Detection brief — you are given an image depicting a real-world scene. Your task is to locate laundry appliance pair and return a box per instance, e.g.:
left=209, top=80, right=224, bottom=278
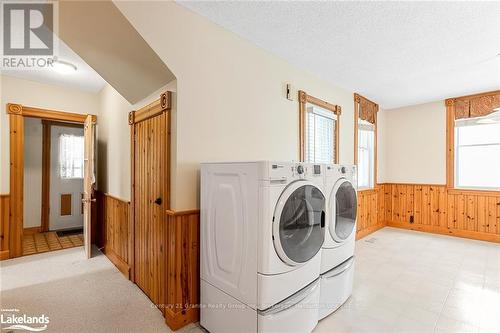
left=200, top=161, right=357, bottom=333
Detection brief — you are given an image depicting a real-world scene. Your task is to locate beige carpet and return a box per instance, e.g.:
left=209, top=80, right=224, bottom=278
left=0, top=247, right=200, bottom=333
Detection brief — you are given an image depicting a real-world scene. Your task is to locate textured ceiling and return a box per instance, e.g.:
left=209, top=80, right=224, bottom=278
left=179, top=1, right=500, bottom=109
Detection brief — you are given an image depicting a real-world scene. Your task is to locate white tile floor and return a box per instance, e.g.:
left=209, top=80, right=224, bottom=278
left=1, top=228, right=499, bottom=333
left=314, top=227, right=500, bottom=333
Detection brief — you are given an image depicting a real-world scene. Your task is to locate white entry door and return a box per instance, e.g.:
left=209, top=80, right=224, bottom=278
left=49, top=125, right=85, bottom=231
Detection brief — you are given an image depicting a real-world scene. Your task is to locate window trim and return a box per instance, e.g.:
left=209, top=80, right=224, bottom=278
left=298, top=90, right=340, bottom=163
left=354, top=93, right=378, bottom=191
left=445, top=89, right=500, bottom=193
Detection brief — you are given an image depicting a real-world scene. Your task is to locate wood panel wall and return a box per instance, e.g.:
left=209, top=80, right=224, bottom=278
left=164, top=210, right=200, bottom=331
left=356, top=188, right=385, bottom=240
left=0, top=195, right=10, bottom=260
left=381, top=184, right=500, bottom=243
left=96, top=192, right=131, bottom=278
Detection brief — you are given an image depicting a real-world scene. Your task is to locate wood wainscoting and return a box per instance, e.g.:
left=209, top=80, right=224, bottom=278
left=96, top=192, right=131, bottom=278
left=0, top=194, right=10, bottom=260
left=380, top=183, right=500, bottom=243
left=164, top=209, right=200, bottom=331
left=356, top=188, right=385, bottom=240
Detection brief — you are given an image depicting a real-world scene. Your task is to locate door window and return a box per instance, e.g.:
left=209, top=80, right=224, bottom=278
left=334, top=181, right=357, bottom=240
left=278, top=185, right=325, bottom=263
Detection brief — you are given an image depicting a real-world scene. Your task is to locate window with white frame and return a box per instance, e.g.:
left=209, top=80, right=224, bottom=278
left=455, top=117, right=500, bottom=190
left=305, top=105, right=337, bottom=164
left=59, top=134, right=84, bottom=179
left=358, top=120, right=375, bottom=189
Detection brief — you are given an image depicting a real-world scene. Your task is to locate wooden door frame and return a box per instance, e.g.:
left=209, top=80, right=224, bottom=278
left=128, top=91, right=172, bottom=283
left=6, top=103, right=96, bottom=258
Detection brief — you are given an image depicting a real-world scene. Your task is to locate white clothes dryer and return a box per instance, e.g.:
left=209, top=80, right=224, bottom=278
left=319, top=164, right=357, bottom=320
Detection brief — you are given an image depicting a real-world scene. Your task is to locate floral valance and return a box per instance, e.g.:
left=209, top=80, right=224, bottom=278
left=449, top=92, right=500, bottom=120
left=355, top=93, right=378, bottom=124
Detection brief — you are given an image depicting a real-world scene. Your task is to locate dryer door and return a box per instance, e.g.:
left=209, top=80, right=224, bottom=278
left=329, top=179, right=357, bottom=243
left=273, top=180, right=326, bottom=266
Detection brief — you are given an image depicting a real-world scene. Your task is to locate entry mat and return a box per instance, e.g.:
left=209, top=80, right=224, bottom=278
left=56, top=228, right=84, bottom=237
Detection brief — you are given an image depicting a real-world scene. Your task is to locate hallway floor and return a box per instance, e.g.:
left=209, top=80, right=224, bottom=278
left=2, top=228, right=499, bottom=333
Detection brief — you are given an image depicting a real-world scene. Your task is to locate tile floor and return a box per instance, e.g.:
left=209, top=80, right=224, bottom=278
left=23, top=231, right=84, bottom=255
left=314, top=227, right=500, bottom=333
left=1, top=227, right=499, bottom=333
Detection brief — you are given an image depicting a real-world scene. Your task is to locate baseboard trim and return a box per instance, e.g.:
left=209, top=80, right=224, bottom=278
left=165, top=307, right=199, bottom=331
left=23, top=227, right=41, bottom=235
left=104, top=246, right=130, bottom=279
left=386, top=221, right=500, bottom=243
left=356, top=223, right=386, bottom=240
left=0, top=250, right=10, bottom=260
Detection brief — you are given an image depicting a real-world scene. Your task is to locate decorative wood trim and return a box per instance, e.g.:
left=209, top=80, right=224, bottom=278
left=377, top=182, right=446, bottom=186
left=165, top=209, right=200, bottom=216
left=7, top=103, right=22, bottom=114
left=0, top=250, right=9, bottom=260
left=128, top=111, right=135, bottom=125
left=354, top=93, right=378, bottom=107
left=9, top=114, right=23, bottom=257
left=298, top=90, right=341, bottom=162
left=164, top=209, right=200, bottom=330
left=41, top=122, right=50, bottom=232
left=386, top=222, right=500, bottom=243
left=129, top=123, right=135, bottom=283
left=131, top=91, right=172, bottom=124
left=0, top=194, right=10, bottom=259
left=446, top=95, right=455, bottom=189
left=104, top=246, right=131, bottom=279
left=7, top=104, right=96, bottom=123
left=447, top=188, right=500, bottom=196
left=446, top=89, right=500, bottom=103
left=7, top=103, right=97, bottom=258
left=354, top=93, right=378, bottom=189
left=23, top=227, right=41, bottom=235
left=96, top=192, right=131, bottom=278
left=380, top=183, right=500, bottom=243
left=356, top=222, right=385, bottom=240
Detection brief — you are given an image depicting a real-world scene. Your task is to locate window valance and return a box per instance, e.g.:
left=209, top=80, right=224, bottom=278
left=354, top=93, right=378, bottom=124
left=447, top=91, right=500, bottom=120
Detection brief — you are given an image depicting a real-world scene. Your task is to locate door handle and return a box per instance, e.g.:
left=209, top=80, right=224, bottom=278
left=82, top=198, right=96, bottom=203
left=154, top=197, right=162, bottom=206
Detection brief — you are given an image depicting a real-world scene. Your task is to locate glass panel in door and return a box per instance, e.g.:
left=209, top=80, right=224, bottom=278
left=279, top=185, right=325, bottom=263
left=335, top=181, right=357, bottom=240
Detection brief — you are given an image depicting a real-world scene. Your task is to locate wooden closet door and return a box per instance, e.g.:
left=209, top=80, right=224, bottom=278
left=133, top=111, right=167, bottom=306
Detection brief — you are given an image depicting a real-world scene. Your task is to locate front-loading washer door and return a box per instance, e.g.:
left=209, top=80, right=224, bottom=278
left=273, top=180, right=325, bottom=266
left=329, top=179, right=357, bottom=243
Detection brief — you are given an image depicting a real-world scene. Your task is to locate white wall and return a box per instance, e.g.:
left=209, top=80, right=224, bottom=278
left=97, top=81, right=176, bottom=201
left=115, top=1, right=356, bottom=210
left=23, top=118, right=42, bottom=228
left=378, top=101, right=446, bottom=184
left=0, top=75, right=100, bottom=194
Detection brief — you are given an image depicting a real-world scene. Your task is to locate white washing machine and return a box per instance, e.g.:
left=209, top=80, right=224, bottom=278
left=318, top=164, right=357, bottom=320
left=201, top=161, right=326, bottom=333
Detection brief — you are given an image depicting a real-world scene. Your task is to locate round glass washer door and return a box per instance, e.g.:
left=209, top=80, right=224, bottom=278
left=329, top=179, right=357, bottom=243
left=273, top=180, right=326, bottom=266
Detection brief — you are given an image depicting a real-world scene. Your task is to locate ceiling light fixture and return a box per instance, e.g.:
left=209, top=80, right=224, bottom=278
left=52, top=59, right=77, bottom=74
